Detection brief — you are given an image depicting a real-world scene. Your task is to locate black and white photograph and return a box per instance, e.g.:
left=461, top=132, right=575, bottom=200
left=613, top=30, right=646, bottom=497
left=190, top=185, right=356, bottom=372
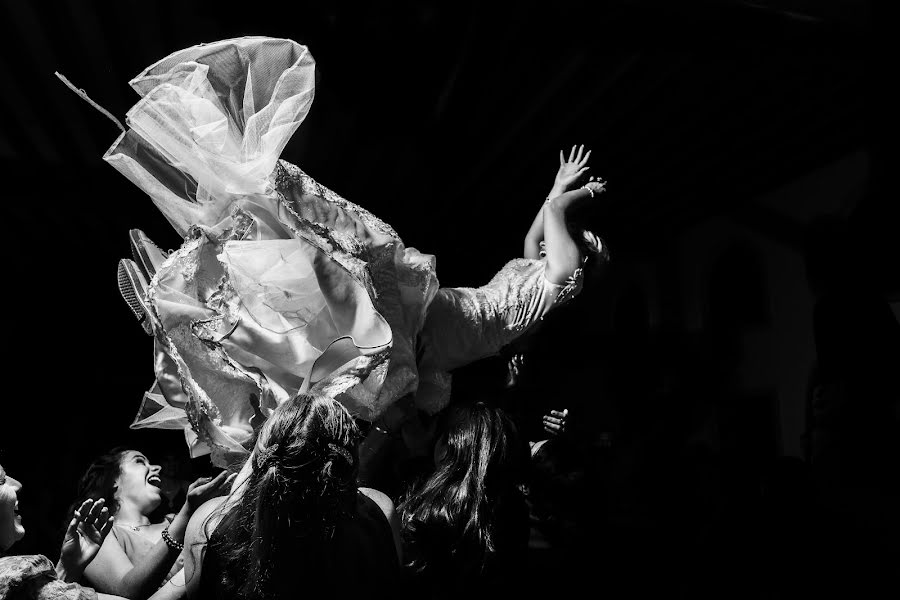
left=1, top=1, right=897, bottom=598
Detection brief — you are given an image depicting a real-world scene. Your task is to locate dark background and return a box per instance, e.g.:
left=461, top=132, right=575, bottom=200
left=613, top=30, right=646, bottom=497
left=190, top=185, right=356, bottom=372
left=1, top=1, right=897, bottom=597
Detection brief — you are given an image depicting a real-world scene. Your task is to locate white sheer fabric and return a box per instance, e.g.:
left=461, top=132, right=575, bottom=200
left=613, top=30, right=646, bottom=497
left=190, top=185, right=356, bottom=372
left=105, top=37, right=315, bottom=235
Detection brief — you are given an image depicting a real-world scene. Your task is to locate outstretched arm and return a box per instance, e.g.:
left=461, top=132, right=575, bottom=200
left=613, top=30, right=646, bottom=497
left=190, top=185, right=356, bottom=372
left=418, top=157, right=603, bottom=378
left=543, top=181, right=605, bottom=284
left=525, top=145, right=591, bottom=259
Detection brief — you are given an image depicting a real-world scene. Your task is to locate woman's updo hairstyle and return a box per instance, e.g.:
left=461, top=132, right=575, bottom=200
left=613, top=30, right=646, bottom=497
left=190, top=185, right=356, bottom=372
left=210, top=392, right=362, bottom=599
left=251, top=393, right=359, bottom=515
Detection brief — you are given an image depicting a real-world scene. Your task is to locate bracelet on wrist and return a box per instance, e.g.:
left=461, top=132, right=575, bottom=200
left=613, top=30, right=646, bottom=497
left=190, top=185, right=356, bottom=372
left=161, top=526, right=184, bottom=552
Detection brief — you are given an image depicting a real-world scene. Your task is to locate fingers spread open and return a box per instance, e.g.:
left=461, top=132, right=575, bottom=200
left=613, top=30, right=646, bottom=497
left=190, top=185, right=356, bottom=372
left=99, top=516, right=114, bottom=539
left=87, top=498, right=106, bottom=523
left=75, top=499, right=92, bottom=521
left=95, top=507, right=110, bottom=530
left=65, top=517, right=79, bottom=538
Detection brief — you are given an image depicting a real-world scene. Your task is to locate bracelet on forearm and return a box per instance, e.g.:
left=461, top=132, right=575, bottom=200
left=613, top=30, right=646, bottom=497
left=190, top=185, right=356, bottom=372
left=161, top=526, right=184, bottom=552
left=581, top=185, right=595, bottom=198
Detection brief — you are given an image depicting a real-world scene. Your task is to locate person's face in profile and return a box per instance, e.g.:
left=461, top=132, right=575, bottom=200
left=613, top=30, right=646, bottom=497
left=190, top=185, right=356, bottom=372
left=0, top=465, right=25, bottom=551
left=115, top=451, right=163, bottom=515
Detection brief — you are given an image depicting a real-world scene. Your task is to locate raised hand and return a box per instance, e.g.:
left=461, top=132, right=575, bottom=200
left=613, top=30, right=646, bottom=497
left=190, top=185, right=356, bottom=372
left=184, top=471, right=237, bottom=514
left=58, top=498, right=114, bottom=581
left=542, top=408, right=569, bottom=436
left=552, top=145, right=592, bottom=196
left=550, top=173, right=607, bottom=213
left=583, top=174, right=607, bottom=196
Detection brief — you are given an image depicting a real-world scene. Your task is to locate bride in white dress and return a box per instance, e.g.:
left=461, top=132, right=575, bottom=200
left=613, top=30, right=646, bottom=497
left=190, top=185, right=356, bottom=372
left=101, top=37, right=606, bottom=467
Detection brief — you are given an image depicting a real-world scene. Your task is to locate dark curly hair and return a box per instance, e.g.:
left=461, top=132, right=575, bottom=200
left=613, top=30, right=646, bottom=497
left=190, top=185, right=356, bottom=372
left=204, top=393, right=362, bottom=600
left=67, top=447, right=130, bottom=521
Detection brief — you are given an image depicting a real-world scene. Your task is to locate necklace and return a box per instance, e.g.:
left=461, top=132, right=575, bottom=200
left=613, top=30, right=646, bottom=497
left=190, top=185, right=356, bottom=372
left=115, top=522, right=152, bottom=532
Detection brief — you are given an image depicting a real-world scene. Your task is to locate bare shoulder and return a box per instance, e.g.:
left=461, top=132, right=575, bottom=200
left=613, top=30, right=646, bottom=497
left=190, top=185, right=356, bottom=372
left=359, top=486, right=403, bottom=561
left=185, top=497, right=227, bottom=545
left=358, top=486, right=395, bottom=519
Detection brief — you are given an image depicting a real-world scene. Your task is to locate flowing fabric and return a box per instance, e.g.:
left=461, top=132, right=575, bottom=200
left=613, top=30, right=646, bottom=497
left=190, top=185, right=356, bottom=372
left=108, top=37, right=583, bottom=466
left=107, top=37, right=438, bottom=465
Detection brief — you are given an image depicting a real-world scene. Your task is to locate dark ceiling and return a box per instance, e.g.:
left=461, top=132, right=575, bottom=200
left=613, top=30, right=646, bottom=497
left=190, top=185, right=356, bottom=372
left=0, top=0, right=890, bottom=288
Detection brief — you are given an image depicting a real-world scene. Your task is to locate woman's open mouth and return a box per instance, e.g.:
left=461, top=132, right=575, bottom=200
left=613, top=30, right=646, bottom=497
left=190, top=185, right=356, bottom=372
left=147, top=475, right=162, bottom=488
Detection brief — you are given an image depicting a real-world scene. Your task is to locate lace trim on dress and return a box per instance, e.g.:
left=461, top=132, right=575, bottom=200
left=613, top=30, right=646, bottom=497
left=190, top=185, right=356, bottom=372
left=555, top=266, right=584, bottom=306
left=274, top=161, right=401, bottom=241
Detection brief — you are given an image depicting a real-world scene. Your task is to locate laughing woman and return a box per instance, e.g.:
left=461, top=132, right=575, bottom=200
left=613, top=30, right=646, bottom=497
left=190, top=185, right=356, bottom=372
left=73, top=450, right=233, bottom=599
left=0, top=462, right=123, bottom=600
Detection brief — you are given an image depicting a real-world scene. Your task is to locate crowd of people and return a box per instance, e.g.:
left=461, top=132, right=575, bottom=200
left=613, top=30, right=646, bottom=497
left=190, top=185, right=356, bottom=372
left=3, top=34, right=603, bottom=598
left=1, top=394, right=583, bottom=600
left=3, top=34, right=896, bottom=600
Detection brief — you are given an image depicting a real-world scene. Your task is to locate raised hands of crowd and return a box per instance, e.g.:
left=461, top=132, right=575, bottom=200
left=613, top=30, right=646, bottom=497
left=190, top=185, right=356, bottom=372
left=56, top=498, right=115, bottom=583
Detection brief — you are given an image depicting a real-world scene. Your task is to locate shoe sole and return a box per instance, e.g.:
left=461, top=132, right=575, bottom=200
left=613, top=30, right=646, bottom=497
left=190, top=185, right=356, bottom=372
left=117, top=258, right=152, bottom=334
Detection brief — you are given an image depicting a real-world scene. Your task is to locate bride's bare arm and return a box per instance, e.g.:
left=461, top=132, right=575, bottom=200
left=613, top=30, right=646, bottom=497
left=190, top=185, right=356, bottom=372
left=543, top=181, right=604, bottom=284
left=524, top=208, right=545, bottom=259
left=524, top=145, right=591, bottom=259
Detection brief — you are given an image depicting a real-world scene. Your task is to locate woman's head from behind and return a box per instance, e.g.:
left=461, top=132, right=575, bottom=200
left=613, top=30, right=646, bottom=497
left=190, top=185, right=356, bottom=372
left=211, top=392, right=361, bottom=597
left=433, top=402, right=527, bottom=488
left=251, top=391, right=360, bottom=517
left=403, top=402, right=528, bottom=581
left=0, top=463, right=25, bottom=551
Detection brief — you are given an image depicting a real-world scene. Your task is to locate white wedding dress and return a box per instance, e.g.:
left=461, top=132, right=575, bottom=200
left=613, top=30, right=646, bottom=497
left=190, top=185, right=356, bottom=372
left=107, top=37, right=585, bottom=466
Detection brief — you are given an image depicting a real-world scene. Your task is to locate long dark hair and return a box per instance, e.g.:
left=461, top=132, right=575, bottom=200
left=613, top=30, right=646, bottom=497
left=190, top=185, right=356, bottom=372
left=398, top=402, right=528, bottom=586
left=68, top=447, right=129, bottom=520
left=206, top=393, right=361, bottom=599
